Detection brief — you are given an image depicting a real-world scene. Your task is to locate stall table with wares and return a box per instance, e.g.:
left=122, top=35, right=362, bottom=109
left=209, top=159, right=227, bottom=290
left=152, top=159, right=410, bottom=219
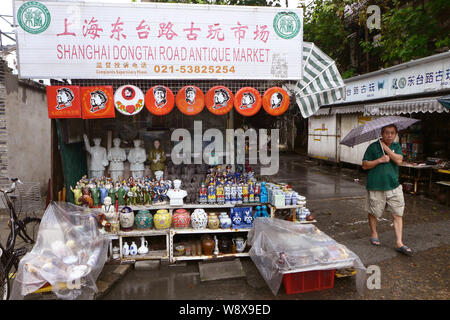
left=399, top=163, right=438, bottom=195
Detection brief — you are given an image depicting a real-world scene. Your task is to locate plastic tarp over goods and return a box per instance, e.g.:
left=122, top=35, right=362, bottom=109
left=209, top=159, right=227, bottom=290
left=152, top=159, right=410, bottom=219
left=10, top=202, right=109, bottom=300
left=247, top=218, right=366, bottom=295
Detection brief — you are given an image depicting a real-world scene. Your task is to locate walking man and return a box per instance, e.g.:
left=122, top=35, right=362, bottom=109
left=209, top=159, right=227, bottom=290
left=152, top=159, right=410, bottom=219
left=362, top=124, right=413, bottom=255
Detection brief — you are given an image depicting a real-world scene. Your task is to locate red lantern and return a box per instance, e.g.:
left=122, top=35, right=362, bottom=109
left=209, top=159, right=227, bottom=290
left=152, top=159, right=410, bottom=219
left=46, top=86, right=81, bottom=118
left=176, top=85, right=205, bottom=116
left=205, top=86, right=234, bottom=115
left=262, top=87, right=290, bottom=116
left=81, top=86, right=115, bottom=119
left=234, top=87, right=262, bottom=117
left=145, top=85, right=175, bottom=116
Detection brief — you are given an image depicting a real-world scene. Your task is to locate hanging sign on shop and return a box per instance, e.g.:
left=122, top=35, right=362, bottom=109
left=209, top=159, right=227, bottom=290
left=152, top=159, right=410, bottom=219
left=114, top=85, right=145, bottom=116
left=81, top=86, right=115, bottom=119
left=262, top=87, right=290, bottom=116
left=14, top=1, right=303, bottom=80
left=46, top=85, right=82, bottom=118
left=145, top=86, right=175, bottom=116
left=234, top=87, right=262, bottom=117
left=176, top=86, right=205, bottom=116
left=205, top=86, right=234, bottom=115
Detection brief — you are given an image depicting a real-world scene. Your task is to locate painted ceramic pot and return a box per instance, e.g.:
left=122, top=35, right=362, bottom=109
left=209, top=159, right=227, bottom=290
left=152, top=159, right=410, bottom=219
left=191, top=208, right=208, bottom=229
left=135, top=210, right=153, bottom=229
left=119, top=206, right=134, bottom=231
left=153, top=209, right=172, bottom=230
left=172, top=209, right=190, bottom=229
left=219, top=212, right=232, bottom=229
left=201, top=235, right=215, bottom=256
left=207, top=212, right=220, bottom=229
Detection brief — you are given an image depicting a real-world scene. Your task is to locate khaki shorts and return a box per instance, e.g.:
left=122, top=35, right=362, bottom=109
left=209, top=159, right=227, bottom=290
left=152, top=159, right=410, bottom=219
left=366, top=185, right=405, bottom=218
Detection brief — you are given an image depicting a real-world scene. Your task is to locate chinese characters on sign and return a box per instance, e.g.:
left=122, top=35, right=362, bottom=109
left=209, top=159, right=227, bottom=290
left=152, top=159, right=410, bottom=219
left=14, top=1, right=303, bottom=79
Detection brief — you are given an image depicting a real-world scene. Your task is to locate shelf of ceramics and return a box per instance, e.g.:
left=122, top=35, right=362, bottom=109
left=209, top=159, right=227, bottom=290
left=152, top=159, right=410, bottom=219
left=172, top=252, right=250, bottom=262
left=117, top=229, right=169, bottom=237
left=121, top=202, right=269, bottom=211
left=121, top=250, right=169, bottom=262
left=170, top=228, right=251, bottom=235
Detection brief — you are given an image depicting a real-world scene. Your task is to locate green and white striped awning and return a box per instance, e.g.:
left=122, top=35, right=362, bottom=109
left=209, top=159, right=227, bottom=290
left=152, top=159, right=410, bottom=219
left=284, top=42, right=346, bottom=118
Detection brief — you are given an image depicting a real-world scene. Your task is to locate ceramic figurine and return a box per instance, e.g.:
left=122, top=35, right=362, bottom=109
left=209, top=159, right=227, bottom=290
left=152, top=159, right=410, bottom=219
left=260, top=182, right=268, bottom=203
left=213, top=235, right=219, bottom=256
left=242, top=207, right=253, bottom=228
left=216, top=184, right=225, bottom=204
left=231, top=209, right=242, bottom=229
left=107, top=138, right=126, bottom=181
left=237, top=184, right=243, bottom=204
left=80, top=186, right=94, bottom=207
left=83, top=134, right=109, bottom=178
left=199, top=182, right=207, bottom=204
left=248, top=182, right=255, bottom=203
left=224, top=183, right=231, bottom=204
left=135, top=210, right=152, bottom=229
left=138, top=237, right=149, bottom=255
left=90, top=186, right=100, bottom=207
left=99, top=185, right=108, bottom=205
left=117, top=184, right=126, bottom=206
left=230, top=184, right=237, bottom=205
left=167, top=179, right=187, bottom=206
left=191, top=209, right=208, bottom=229
left=242, top=183, right=249, bottom=203
left=148, top=139, right=166, bottom=176
left=207, top=183, right=216, bottom=204
left=128, top=139, right=147, bottom=179
left=119, top=206, right=134, bottom=231
left=129, top=241, right=138, bottom=256
left=255, top=183, right=261, bottom=203
left=102, top=196, right=116, bottom=223
left=70, top=185, right=83, bottom=205
left=108, top=185, right=117, bottom=205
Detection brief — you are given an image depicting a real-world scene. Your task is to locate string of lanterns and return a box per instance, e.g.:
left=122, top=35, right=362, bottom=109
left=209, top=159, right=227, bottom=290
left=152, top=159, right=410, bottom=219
left=47, top=84, right=290, bottom=119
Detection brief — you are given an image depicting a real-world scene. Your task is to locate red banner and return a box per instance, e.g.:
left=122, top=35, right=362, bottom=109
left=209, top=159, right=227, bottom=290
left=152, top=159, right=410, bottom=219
left=145, top=86, right=175, bottom=116
left=205, top=86, right=234, bottom=115
left=46, top=86, right=81, bottom=118
left=262, top=87, right=290, bottom=116
left=81, top=86, right=115, bottom=119
left=234, top=87, right=262, bottom=117
left=176, top=85, right=205, bottom=116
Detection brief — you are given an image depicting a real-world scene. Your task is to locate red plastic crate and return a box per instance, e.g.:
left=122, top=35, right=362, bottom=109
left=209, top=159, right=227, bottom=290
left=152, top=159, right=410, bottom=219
left=282, top=269, right=335, bottom=294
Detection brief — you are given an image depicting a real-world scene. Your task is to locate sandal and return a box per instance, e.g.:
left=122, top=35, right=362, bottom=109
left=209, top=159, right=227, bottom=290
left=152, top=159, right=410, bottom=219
left=395, top=245, right=413, bottom=256
left=370, top=238, right=381, bottom=246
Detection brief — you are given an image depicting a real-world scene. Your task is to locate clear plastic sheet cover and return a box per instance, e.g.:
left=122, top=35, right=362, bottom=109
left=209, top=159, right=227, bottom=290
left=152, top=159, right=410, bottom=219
left=10, top=202, right=110, bottom=300
left=248, top=218, right=367, bottom=295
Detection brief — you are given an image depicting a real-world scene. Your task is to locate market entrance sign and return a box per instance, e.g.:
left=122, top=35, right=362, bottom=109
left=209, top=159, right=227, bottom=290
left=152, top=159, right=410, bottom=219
left=14, top=1, right=303, bottom=80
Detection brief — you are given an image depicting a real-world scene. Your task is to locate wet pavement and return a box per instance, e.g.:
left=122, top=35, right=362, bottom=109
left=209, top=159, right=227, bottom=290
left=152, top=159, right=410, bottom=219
left=102, top=153, right=450, bottom=300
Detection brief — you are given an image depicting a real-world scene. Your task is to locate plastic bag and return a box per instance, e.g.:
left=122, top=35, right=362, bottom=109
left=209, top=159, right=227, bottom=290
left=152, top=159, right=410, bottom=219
left=10, top=202, right=109, bottom=300
left=247, top=218, right=366, bottom=295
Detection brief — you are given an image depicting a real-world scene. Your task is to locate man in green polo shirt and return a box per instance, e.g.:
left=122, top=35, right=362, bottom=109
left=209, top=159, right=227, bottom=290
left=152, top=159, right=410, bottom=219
left=362, top=124, right=413, bottom=255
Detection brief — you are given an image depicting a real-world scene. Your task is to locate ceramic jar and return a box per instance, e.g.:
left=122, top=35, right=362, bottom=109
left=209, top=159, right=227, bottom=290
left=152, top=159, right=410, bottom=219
left=153, top=209, right=171, bottom=230
left=129, top=241, right=138, bottom=256
left=172, top=209, right=191, bottom=229
left=119, top=206, right=134, bottom=231
left=219, top=212, right=232, bottom=229
left=201, top=235, right=215, bottom=255
left=207, top=212, right=220, bottom=229
left=135, top=210, right=153, bottom=229
left=218, top=237, right=232, bottom=254
left=191, top=208, right=208, bottom=229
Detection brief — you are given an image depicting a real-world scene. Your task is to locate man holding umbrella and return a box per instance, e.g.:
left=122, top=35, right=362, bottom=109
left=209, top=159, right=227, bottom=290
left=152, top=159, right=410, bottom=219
left=362, top=124, right=413, bottom=256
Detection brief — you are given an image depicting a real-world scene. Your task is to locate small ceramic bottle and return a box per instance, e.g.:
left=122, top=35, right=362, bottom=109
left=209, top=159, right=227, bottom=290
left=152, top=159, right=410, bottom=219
left=123, top=241, right=130, bottom=257
left=130, top=241, right=138, bottom=255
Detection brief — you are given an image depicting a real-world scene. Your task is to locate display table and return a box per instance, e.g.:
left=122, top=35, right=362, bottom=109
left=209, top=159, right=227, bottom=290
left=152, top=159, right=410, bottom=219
left=399, top=163, right=438, bottom=194
left=435, top=181, right=450, bottom=206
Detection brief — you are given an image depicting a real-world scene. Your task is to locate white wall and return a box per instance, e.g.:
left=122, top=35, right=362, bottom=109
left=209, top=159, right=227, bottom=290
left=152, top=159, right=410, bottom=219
left=307, top=114, right=338, bottom=162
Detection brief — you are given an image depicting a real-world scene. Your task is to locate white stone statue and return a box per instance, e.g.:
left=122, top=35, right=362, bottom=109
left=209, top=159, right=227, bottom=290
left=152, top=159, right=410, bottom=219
left=166, top=179, right=187, bottom=206
left=108, top=138, right=126, bottom=181
left=83, top=134, right=109, bottom=178
left=127, top=139, right=147, bottom=179
left=101, top=196, right=116, bottom=223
